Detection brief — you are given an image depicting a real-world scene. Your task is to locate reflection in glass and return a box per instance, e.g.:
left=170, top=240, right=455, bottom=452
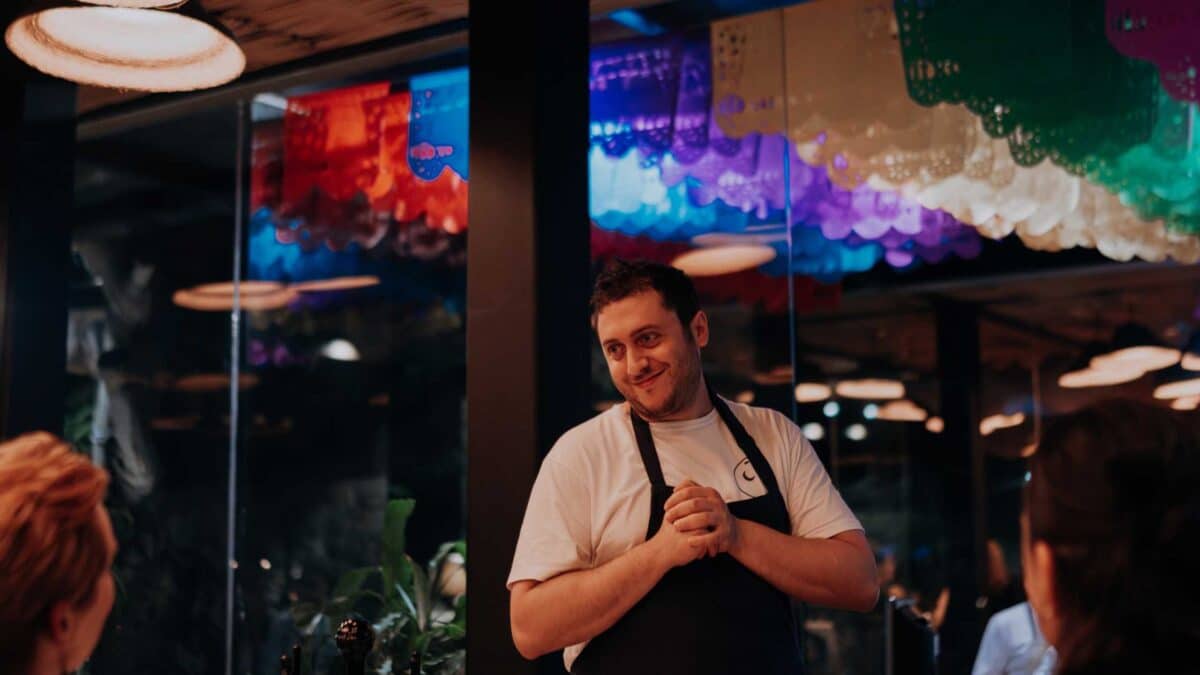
left=239, top=67, right=468, bottom=675
left=69, top=106, right=239, bottom=675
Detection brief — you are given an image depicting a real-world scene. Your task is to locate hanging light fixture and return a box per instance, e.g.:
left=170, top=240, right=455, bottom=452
left=1058, top=366, right=1144, bottom=388
left=172, top=373, right=259, bottom=393
left=1057, top=341, right=1145, bottom=389
left=1153, top=365, right=1200, bottom=400
left=787, top=358, right=837, bottom=403
left=670, top=244, right=777, bottom=277
left=1171, top=395, right=1200, bottom=411
left=291, top=276, right=381, bottom=293
left=794, top=382, right=833, bottom=403
left=1091, top=322, right=1181, bottom=373
left=1156, top=379, right=1200, bottom=399
left=173, top=281, right=298, bottom=312
left=980, top=412, right=1026, bottom=436
left=876, top=399, right=928, bottom=422
left=925, top=416, right=944, bottom=433
left=1181, top=333, right=1200, bottom=371
left=1183, top=351, right=1200, bottom=371
left=5, top=0, right=245, bottom=92
left=319, top=339, right=361, bottom=363
left=835, top=378, right=905, bottom=400
left=752, top=364, right=793, bottom=386
left=831, top=358, right=906, bottom=400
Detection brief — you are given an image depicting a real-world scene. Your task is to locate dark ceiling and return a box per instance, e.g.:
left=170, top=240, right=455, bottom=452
left=72, top=0, right=1200, bottom=388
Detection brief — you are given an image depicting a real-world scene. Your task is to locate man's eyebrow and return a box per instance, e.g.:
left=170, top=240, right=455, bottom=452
left=630, top=324, right=662, bottom=335
left=601, top=324, right=661, bottom=344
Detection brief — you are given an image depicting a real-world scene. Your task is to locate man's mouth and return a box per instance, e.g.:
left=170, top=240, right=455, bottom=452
left=634, top=369, right=665, bottom=389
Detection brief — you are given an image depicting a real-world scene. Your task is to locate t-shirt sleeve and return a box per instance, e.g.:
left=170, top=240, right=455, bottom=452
left=506, top=443, right=594, bottom=589
left=778, top=415, right=863, bottom=539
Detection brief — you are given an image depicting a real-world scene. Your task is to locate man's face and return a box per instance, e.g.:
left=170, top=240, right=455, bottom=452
left=595, top=290, right=707, bottom=422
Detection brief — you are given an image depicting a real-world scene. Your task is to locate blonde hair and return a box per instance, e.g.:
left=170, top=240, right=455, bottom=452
left=0, top=432, right=111, bottom=669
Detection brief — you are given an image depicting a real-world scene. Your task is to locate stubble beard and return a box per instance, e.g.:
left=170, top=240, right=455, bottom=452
left=625, top=351, right=704, bottom=422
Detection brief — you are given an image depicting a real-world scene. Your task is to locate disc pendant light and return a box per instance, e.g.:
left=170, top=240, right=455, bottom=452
left=833, top=360, right=906, bottom=401
left=5, top=0, right=245, bottom=92
left=1057, top=341, right=1145, bottom=389
left=1090, top=322, right=1180, bottom=373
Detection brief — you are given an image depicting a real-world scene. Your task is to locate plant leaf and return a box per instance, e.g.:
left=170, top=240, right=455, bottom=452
left=290, top=602, right=320, bottom=627
left=382, top=499, right=416, bottom=599
left=376, top=611, right=407, bottom=632
left=410, top=557, right=431, bottom=632
left=394, top=581, right=419, bottom=620
left=450, top=595, right=466, bottom=629
left=332, top=566, right=375, bottom=602
left=385, top=551, right=415, bottom=608
left=443, top=621, right=466, bottom=640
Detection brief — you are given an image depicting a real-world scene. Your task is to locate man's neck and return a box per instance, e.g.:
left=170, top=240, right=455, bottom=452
left=649, top=379, right=713, bottom=422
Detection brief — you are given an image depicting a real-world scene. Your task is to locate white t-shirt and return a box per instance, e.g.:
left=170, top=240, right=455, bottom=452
left=972, top=602, right=1058, bottom=675
left=507, top=398, right=863, bottom=671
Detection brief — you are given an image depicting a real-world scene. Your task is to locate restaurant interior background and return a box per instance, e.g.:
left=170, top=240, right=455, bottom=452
left=3, top=0, right=1198, bottom=674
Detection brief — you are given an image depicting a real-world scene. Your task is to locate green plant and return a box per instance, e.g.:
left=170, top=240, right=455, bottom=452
left=64, top=378, right=96, bottom=449
left=293, top=499, right=466, bottom=675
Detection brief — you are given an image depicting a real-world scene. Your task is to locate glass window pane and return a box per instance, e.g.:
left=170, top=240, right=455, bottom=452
left=237, top=63, right=468, bottom=675
left=70, top=107, right=238, bottom=675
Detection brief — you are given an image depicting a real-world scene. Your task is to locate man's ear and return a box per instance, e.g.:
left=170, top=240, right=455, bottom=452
left=690, top=310, right=709, bottom=348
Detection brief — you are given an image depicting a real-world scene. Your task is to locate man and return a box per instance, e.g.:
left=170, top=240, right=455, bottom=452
left=0, top=432, right=118, bottom=675
left=508, top=260, right=877, bottom=674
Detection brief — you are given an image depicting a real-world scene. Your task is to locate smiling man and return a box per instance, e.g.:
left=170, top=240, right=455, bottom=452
left=507, top=259, right=877, bottom=674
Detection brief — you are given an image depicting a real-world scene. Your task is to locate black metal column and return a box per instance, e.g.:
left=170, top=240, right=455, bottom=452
left=932, top=299, right=986, bottom=674
left=466, top=1, right=591, bottom=673
left=0, top=50, right=75, bottom=438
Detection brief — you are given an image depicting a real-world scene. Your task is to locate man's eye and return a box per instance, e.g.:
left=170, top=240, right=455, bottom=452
left=638, top=333, right=660, bottom=345
left=607, top=345, right=624, bottom=357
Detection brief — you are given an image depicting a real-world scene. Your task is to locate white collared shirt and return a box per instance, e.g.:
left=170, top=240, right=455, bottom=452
left=972, top=602, right=1058, bottom=675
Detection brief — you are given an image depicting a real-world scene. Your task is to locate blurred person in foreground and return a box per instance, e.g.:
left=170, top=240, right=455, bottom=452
left=0, top=432, right=117, bottom=675
left=1022, top=400, right=1199, bottom=675
left=972, top=601, right=1056, bottom=675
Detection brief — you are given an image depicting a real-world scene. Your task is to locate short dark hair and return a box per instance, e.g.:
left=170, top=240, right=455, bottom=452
left=589, top=259, right=701, bottom=332
left=1025, top=399, right=1200, bottom=675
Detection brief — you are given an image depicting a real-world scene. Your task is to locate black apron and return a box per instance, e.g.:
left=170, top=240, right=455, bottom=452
left=571, top=393, right=803, bottom=675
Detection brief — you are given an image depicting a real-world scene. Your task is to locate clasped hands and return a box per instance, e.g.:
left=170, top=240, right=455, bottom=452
left=663, top=479, right=740, bottom=559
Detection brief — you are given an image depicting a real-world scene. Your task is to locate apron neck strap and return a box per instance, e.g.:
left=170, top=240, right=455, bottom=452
left=630, top=406, right=667, bottom=488
left=710, top=391, right=783, bottom=497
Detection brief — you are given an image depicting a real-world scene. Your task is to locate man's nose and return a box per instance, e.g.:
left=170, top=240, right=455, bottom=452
left=626, top=349, right=650, bottom=377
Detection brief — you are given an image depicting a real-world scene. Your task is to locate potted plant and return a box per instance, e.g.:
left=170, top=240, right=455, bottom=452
left=292, top=499, right=466, bottom=674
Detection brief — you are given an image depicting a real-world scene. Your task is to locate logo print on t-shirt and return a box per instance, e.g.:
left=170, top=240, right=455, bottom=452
left=733, top=457, right=759, bottom=497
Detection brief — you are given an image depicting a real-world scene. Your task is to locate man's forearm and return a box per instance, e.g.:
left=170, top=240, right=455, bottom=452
left=729, top=520, right=878, bottom=611
left=510, top=539, right=669, bottom=659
